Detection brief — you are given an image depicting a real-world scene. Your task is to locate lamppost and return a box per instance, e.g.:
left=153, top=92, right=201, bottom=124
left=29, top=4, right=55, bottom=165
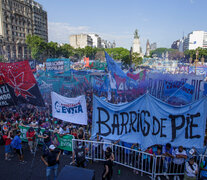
left=201, top=56, right=205, bottom=65
left=195, top=50, right=199, bottom=75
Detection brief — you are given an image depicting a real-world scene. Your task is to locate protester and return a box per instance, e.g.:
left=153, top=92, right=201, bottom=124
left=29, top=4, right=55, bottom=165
left=102, top=149, right=113, bottom=180
left=172, top=146, right=187, bottom=180
left=184, top=157, right=198, bottom=180
left=72, top=141, right=86, bottom=168
left=38, top=127, right=51, bottom=154
left=58, top=125, right=69, bottom=137
left=200, top=158, right=207, bottom=179
left=41, top=144, right=61, bottom=180
left=26, top=127, right=36, bottom=154
left=3, top=130, right=12, bottom=160
left=12, top=130, right=26, bottom=164
left=153, top=146, right=163, bottom=180
left=162, top=143, right=174, bottom=180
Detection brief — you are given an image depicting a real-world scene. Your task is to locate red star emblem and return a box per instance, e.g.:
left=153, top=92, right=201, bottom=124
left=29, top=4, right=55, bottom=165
left=7, top=70, right=35, bottom=98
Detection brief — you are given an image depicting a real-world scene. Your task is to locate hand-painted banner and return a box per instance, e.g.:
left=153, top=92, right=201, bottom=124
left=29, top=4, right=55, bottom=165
left=51, top=92, right=87, bottom=125
left=173, top=83, right=194, bottom=103
left=148, top=73, right=205, bottom=101
left=46, top=58, right=70, bottom=72
left=0, top=61, right=44, bottom=107
left=127, top=70, right=146, bottom=82
left=19, top=126, right=73, bottom=151
left=92, top=94, right=207, bottom=149
left=163, top=81, right=185, bottom=96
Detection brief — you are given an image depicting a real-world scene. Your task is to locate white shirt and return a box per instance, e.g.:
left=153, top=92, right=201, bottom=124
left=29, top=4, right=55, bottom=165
left=59, top=127, right=69, bottom=135
left=185, top=162, right=198, bottom=177
left=173, top=148, right=187, bottom=164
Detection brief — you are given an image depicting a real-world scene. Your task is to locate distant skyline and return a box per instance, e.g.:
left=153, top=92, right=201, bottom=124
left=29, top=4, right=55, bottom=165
left=36, top=0, right=207, bottom=51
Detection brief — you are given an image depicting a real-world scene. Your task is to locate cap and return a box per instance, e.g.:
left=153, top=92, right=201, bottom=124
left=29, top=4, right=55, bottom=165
left=49, top=145, right=56, bottom=150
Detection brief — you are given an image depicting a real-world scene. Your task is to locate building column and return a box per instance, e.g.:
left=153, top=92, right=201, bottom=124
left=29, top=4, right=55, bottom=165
left=22, top=46, right=25, bottom=60
left=16, top=44, right=19, bottom=61
left=10, top=45, right=14, bottom=60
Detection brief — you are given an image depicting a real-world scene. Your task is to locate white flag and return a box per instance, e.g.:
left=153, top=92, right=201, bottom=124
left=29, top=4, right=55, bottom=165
left=51, top=92, right=87, bottom=125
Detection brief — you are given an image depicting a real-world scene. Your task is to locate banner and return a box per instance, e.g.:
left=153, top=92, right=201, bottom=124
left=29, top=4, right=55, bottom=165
left=0, top=61, right=44, bottom=107
left=173, top=83, right=195, bottom=103
left=148, top=73, right=205, bottom=101
left=92, top=94, right=207, bottom=149
left=46, top=58, right=70, bottom=72
left=19, top=126, right=73, bottom=151
left=51, top=92, right=87, bottom=125
left=163, top=81, right=185, bottom=96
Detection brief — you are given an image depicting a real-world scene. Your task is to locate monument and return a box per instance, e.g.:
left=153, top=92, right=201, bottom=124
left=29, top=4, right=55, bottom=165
left=145, top=39, right=150, bottom=57
left=132, top=29, right=143, bottom=57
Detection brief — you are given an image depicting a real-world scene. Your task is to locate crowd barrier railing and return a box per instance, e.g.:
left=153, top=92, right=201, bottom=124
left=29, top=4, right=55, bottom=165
left=72, top=139, right=155, bottom=179
left=72, top=139, right=207, bottom=180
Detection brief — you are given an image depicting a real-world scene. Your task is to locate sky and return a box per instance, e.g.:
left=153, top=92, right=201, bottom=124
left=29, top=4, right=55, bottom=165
left=36, top=0, right=207, bottom=51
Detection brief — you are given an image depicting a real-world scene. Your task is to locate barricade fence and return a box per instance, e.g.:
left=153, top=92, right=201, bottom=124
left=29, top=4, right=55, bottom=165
left=72, top=139, right=207, bottom=180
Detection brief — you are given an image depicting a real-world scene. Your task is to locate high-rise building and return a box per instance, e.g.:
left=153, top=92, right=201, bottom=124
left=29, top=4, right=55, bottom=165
left=0, top=0, right=48, bottom=61
left=70, top=34, right=93, bottom=49
left=183, top=31, right=207, bottom=51
left=69, top=33, right=115, bottom=49
left=32, top=1, right=48, bottom=42
left=171, top=40, right=180, bottom=50
left=150, top=42, right=157, bottom=50
left=88, top=33, right=101, bottom=48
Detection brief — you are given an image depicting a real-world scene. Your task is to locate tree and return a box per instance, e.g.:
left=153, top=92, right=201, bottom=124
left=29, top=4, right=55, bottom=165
left=84, top=46, right=97, bottom=59
left=47, top=42, right=60, bottom=58
left=150, top=48, right=169, bottom=58
left=26, top=35, right=47, bottom=62
left=132, top=52, right=143, bottom=66
left=105, top=47, right=130, bottom=65
left=73, top=48, right=85, bottom=60
left=59, top=44, right=74, bottom=58
left=184, top=48, right=207, bottom=62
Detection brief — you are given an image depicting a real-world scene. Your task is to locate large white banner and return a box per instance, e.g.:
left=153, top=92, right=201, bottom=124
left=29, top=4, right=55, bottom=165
left=51, top=92, right=87, bottom=125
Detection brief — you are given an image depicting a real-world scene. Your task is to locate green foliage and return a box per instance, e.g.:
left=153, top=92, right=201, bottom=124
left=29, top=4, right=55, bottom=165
left=26, top=34, right=47, bottom=62
left=0, top=55, right=6, bottom=62
left=132, top=52, right=143, bottom=66
left=84, top=46, right=97, bottom=59
left=150, top=48, right=176, bottom=58
left=184, top=47, right=207, bottom=61
left=59, top=44, right=74, bottom=58
left=105, top=47, right=130, bottom=65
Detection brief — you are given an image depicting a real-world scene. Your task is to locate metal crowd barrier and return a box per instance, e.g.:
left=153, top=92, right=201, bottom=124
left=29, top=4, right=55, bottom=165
left=72, top=139, right=155, bottom=179
left=72, top=139, right=207, bottom=180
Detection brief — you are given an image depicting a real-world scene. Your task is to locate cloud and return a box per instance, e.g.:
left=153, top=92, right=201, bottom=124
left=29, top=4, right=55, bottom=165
left=48, top=22, right=90, bottom=43
left=48, top=22, right=145, bottom=49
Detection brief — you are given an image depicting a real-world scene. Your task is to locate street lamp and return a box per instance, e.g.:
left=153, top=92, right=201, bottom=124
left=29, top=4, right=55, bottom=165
left=195, top=50, right=199, bottom=75
left=201, top=56, right=205, bottom=65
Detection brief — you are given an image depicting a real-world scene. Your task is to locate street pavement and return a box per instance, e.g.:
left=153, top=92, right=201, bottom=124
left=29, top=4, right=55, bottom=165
left=0, top=143, right=150, bottom=180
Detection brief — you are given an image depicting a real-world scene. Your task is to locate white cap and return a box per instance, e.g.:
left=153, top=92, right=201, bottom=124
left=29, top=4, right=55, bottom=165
left=49, top=145, right=56, bottom=150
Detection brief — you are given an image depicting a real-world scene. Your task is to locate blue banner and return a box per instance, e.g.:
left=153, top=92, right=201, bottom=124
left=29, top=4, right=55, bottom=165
left=173, top=83, right=195, bottom=103
left=92, top=94, right=207, bottom=149
left=163, top=81, right=185, bottom=96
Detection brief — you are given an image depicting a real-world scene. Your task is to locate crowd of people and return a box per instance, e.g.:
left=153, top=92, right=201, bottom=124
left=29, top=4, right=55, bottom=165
left=0, top=88, right=207, bottom=180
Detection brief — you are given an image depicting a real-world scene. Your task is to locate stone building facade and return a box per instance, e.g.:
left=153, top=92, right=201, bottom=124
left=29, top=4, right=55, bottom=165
left=0, top=0, right=48, bottom=61
left=70, top=34, right=93, bottom=49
